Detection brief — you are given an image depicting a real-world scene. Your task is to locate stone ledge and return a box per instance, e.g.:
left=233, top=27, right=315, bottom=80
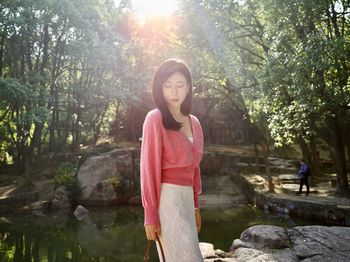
left=232, top=172, right=350, bottom=226
left=204, top=225, right=350, bottom=262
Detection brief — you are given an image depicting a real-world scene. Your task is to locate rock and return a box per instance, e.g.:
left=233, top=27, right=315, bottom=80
left=77, top=148, right=135, bottom=205
left=230, top=239, right=251, bottom=251
left=74, top=205, right=89, bottom=220
left=202, top=244, right=235, bottom=262
left=239, top=225, right=289, bottom=249
left=233, top=247, right=297, bottom=262
left=88, top=180, right=118, bottom=202
left=289, top=225, right=350, bottom=261
left=51, top=186, right=71, bottom=209
left=204, top=259, right=235, bottom=262
left=200, top=242, right=216, bottom=258
left=21, top=200, right=50, bottom=211
left=215, top=249, right=229, bottom=258
left=229, top=225, right=350, bottom=262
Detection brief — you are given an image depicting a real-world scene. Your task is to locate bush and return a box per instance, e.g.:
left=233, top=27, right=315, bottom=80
left=109, top=176, right=128, bottom=195
left=54, top=163, right=81, bottom=200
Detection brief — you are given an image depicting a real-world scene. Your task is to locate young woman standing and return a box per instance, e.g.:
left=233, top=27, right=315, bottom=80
left=140, top=58, right=204, bottom=261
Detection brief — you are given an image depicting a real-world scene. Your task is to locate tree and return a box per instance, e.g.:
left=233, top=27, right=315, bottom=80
left=258, top=0, right=350, bottom=195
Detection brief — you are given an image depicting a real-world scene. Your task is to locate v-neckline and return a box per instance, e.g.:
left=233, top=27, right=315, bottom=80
left=180, top=115, right=194, bottom=144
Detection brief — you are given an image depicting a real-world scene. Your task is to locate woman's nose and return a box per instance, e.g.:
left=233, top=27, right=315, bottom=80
left=171, top=86, right=177, bottom=96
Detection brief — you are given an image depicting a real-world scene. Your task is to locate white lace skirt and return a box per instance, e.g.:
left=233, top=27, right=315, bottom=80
left=156, top=183, right=203, bottom=262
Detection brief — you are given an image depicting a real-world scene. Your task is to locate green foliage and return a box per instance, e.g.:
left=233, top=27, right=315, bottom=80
left=257, top=0, right=350, bottom=147
left=0, top=78, right=30, bottom=104
left=1, top=0, right=349, bottom=192
left=109, top=176, right=128, bottom=195
left=54, top=163, right=81, bottom=199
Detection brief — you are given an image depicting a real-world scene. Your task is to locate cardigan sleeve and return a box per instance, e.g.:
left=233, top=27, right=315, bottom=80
left=193, top=116, right=204, bottom=209
left=193, top=167, right=202, bottom=208
left=140, top=113, right=162, bottom=226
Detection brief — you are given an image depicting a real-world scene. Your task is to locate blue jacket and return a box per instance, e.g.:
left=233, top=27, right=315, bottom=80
left=298, top=163, right=309, bottom=178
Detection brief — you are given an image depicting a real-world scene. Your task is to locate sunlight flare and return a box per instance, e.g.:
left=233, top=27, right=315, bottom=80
left=131, top=0, right=178, bottom=23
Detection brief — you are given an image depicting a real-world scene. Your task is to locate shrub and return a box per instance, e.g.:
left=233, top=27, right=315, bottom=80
left=109, top=176, right=128, bottom=195
left=54, top=163, right=81, bottom=200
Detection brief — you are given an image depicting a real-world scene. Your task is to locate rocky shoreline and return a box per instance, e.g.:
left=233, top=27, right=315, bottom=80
left=201, top=224, right=350, bottom=261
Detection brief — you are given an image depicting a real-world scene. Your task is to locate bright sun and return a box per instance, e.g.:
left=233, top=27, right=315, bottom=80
left=131, top=0, right=178, bottom=23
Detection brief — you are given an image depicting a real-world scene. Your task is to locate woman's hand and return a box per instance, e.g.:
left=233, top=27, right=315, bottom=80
left=145, top=224, right=161, bottom=240
left=195, top=208, right=201, bottom=233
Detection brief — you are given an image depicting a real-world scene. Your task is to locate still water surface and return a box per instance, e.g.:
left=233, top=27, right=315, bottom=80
left=0, top=205, right=309, bottom=261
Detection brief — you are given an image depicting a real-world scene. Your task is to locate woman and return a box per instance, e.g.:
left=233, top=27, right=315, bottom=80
left=140, top=58, right=204, bottom=261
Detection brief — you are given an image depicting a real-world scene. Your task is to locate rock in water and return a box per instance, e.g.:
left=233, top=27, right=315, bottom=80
left=51, top=186, right=71, bottom=209
left=74, top=205, right=89, bottom=220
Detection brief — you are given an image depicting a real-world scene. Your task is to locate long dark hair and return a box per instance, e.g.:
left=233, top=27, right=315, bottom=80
left=151, top=58, right=193, bottom=130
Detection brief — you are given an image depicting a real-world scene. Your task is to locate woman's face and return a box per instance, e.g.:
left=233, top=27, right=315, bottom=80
left=162, top=72, right=189, bottom=110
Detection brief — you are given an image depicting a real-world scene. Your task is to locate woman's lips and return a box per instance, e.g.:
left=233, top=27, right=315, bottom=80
left=170, top=99, right=179, bottom=102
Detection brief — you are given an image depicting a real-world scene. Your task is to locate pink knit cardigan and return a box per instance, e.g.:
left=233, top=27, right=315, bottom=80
left=140, top=109, right=204, bottom=226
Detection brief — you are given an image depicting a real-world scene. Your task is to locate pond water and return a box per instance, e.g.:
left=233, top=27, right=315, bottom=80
left=0, top=205, right=311, bottom=261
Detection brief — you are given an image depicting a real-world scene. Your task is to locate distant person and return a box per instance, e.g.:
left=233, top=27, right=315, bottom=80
left=298, top=159, right=311, bottom=195
left=140, top=59, right=204, bottom=261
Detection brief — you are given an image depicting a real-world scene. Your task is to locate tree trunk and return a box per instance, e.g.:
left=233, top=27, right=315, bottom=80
left=0, top=33, right=4, bottom=76
left=129, top=105, right=137, bottom=142
left=36, top=24, right=50, bottom=154
left=49, top=66, right=58, bottom=152
left=297, top=136, right=312, bottom=164
left=65, top=85, right=73, bottom=145
left=93, top=102, right=109, bottom=145
left=261, top=139, right=274, bottom=192
left=343, top=127, right=350, bottom=162
left=347, top=140, right=350, bottom=163
left=72, top=104, right=81, bottom=152
left=113, top=102, right=121, bottom=141
left=310, top=136, right=321, bottom=177
left=24, top=150, right=33, bottom=186
left=49, top=94, right=55, bottom=152
left=15, top=152, right=23, bottom=176
left=48, top=67, right=57, bottom=152
left=317, top=116, right=350, bottom=196
left=330, top=126, right=349, bottom=196
left=253, top=142, right=260, bottom=174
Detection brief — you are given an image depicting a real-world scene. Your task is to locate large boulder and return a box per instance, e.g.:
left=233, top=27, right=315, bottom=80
left=289, top=225, right=350, bottom=261
left=229, top=225, right=350, bottom=262
left=239, top=225, right=289, bottom=249
left=77, top=148, right=137, bottom=205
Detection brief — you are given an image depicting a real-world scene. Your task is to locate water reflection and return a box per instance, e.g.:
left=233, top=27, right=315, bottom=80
left=0, top=206, right=309, bottom=261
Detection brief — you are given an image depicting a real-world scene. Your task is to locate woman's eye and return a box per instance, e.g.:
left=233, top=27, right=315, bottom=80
left=176, top=85, right=184, bottom=88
